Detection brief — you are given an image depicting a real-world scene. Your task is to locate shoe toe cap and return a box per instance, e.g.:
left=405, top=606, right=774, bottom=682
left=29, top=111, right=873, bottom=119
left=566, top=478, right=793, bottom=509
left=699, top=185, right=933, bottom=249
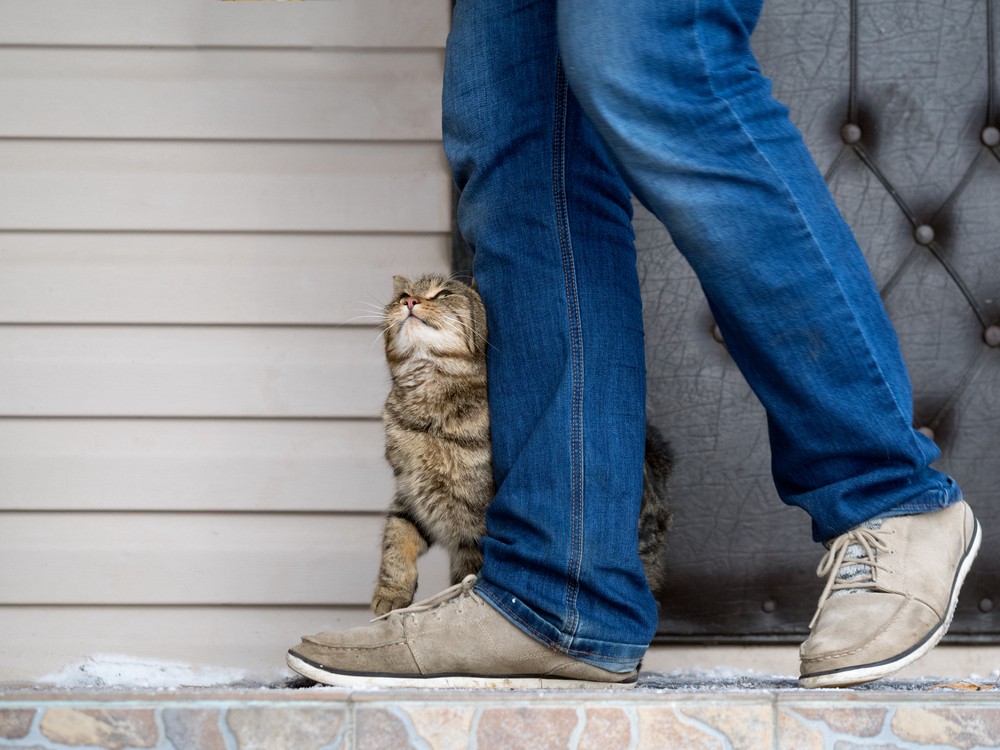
left=288, top=617, right=417, bottom=676
left=800, top=593, right=940, bottom=674
left=289, top=637, right=418, bottom=676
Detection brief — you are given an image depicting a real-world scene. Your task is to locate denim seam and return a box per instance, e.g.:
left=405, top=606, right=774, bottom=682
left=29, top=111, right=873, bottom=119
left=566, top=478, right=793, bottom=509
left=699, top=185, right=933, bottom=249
left=552, top=55, right=585, bottom=646
left=690, top=0, right=928, bottom=472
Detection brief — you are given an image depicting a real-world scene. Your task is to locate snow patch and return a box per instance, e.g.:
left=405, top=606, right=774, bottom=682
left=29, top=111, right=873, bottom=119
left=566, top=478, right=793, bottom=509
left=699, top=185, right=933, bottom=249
left=638, top=667, right=990, bottom=693
left=39, top=654, right=287, bottom=690
left=640, top=668, right=802, bottom=692
left=968, top=668, right=1000, bottom=683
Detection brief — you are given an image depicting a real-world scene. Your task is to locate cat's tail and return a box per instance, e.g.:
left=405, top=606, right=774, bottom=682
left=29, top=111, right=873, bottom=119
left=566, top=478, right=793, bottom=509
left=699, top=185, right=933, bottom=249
left=639, top=423, right=674, bottom=595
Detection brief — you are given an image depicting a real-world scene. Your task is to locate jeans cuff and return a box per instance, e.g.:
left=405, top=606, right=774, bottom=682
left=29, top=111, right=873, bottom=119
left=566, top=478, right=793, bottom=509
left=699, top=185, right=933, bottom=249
left=474, top=578, right=648, bottom=673
left=872, top=476, right=964, bottom=521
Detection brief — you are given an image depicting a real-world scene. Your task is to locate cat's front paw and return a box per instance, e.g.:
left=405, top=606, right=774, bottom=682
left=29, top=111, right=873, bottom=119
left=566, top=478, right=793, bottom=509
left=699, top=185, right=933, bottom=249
left=371, top=585, right=415, bottom=617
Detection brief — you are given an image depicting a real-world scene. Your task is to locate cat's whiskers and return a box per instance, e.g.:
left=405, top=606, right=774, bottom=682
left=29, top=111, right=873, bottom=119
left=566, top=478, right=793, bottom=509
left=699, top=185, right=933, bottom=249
left=346, top=300, right=394, bottom=330
left=434, top=315, right=475, bottom=347
left=354, top=300, right=390, bottom=315
left=344, top=313, right=387, bottom=324
left=437, top=313, right=496, bottom=354
left=447, top=270, right=474, bottom=283
left=366, top=291, right=400, bottom=311
left=368, top=322, right=395, bottom=349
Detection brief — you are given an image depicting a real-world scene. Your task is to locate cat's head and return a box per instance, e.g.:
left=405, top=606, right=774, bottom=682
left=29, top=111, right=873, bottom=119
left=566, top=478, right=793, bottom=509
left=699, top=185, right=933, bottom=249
left=384, top=275, right=488, bottom=360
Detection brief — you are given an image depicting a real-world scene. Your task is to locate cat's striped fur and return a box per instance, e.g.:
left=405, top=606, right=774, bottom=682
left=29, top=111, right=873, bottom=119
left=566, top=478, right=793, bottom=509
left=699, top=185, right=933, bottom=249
left=372, top=274, right=672, bottom=616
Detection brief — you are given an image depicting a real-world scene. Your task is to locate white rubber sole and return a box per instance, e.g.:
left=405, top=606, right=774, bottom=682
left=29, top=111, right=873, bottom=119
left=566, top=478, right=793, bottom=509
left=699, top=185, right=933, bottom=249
left=285, top=652, right=636, bottom=691
left=799, top=518, right=982, bottom=689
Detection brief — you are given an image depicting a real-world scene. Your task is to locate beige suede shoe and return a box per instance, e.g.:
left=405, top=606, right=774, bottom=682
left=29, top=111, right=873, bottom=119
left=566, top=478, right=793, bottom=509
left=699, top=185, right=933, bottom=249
left=799, top=501, right=981, bottom=688
left=287, top=575, right=638, bottom=689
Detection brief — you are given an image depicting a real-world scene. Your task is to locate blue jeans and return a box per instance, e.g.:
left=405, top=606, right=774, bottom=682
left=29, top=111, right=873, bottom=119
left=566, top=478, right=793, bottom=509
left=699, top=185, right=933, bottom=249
left=442, top=0, right=962, bottom=672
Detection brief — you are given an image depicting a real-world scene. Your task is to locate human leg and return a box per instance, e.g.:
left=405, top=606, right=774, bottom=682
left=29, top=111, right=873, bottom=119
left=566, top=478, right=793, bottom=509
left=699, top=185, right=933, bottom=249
left=445, top=0, right=656, bottom=672
left=556, top=0, right=978, bottom=686
left=557, top=0, right=960, bottom=541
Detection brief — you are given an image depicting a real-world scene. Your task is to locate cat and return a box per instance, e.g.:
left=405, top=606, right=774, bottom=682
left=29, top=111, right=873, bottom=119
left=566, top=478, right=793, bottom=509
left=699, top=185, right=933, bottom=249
left=371, top=274, right=672, bottom=617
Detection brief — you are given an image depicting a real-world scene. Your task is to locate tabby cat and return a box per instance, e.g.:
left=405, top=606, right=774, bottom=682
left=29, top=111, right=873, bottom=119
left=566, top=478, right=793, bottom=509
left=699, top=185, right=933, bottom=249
left=371, top=274, right=672, bottom=617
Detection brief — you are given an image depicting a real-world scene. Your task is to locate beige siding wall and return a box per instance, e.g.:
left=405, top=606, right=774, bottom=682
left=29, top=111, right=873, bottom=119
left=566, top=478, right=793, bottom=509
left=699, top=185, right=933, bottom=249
left=0, top=0, right=452, bottom=683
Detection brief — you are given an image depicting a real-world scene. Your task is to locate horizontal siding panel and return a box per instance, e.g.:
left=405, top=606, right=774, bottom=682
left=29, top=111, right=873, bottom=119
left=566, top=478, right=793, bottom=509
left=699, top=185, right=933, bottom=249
left=0, top=0, right=450, bottom=49
left=0, top=141, right=451, bottom=232
left=0, top=0, right=456, bottom=680
left=0, top=419, right=393, bottom=512
left=0, top=233, right=450, bottom=324
left=0, top=513, right=450, bottom=605
left=0, top=605, right=380, bottom=683
left=0, top=327, right=388, bottom=417
left=0, top=48, right=443, bottom=141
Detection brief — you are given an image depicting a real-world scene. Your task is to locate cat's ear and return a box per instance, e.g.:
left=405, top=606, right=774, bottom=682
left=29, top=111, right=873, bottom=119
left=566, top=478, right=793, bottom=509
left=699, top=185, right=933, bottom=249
left=392, top=275, right=409, bottom=296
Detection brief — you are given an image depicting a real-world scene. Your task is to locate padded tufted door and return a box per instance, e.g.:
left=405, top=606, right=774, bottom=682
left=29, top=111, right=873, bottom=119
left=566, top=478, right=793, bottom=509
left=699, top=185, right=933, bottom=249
left=453, top=0, right=999, bottom=640
left=636, top=0, right=1000, bottom=641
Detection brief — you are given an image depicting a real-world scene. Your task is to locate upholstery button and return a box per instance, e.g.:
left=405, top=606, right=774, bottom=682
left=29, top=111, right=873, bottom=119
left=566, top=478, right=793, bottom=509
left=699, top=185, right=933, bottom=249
left=981, top=598, right=995, bottom=614
left=761, top=599, right=777, bottom=613
left=914, top=225, right=935, bottom=245
left=982, top=126, right=1000, bottom=147
left=841, top=123, right=863, bottom=144
left=917, top=426, right=935, bottom=441
left=985, top=325, right=1000, bottom=347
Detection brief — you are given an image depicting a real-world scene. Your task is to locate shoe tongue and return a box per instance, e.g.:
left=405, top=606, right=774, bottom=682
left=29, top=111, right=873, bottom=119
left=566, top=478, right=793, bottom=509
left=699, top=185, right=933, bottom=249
left=831, top=518, right=883, bottom=598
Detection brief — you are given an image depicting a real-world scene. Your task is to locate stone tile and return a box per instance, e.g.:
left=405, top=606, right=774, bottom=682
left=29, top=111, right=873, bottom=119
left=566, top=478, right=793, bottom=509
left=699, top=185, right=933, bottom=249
left=162, top=708, right=227, bottom=750
left=39, top=708, right=158, bottom=750
left=396, top=705, right=476, bottom=750
left=892, top=706, right=1000, bottom=749
left=777, top=709, right=824, bottom=750
left=476, top=707, right=579, bottom=750
left=578, top=707, right=633, bottom=750
left=0, top=710, right=34, bottom=740
left=680, top=703, right=773, bottom=750
left=355, top=707, right=415, bottom=750
left=40, top=707, right=160, bottom=750
left=227, top=706, right=346, bottom=750
left=636, top=706, right=725, bottom=750
left=791, top=705, right=887, bottom=737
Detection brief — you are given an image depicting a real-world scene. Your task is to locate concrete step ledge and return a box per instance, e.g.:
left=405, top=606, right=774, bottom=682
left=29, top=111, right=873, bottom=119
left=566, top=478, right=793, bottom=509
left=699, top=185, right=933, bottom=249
left=2, top=675, right=999, bottom=749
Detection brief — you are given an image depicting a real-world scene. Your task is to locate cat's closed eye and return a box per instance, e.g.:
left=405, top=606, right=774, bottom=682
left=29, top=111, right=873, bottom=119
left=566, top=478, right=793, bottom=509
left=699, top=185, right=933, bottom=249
left=430, top=290, right=453, bottom=299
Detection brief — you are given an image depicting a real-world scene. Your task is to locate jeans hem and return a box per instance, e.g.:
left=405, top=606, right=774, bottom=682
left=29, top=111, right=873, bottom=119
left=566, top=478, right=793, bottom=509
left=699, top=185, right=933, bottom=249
left=474, top=579, right=648, bottom=673
left=871, top=478, right=964, bottom=522
left=817, top=478, right=966, bottom=541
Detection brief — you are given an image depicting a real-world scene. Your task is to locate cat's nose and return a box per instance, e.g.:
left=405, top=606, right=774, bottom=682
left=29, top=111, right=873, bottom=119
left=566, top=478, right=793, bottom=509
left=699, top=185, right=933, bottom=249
left=403, top=296, right=419, bottom=310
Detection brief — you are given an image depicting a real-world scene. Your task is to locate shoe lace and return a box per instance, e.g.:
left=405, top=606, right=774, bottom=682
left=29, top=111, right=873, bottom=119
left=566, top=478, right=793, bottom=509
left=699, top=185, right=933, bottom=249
left=809, top=524, right=894, bottom=629
left=371, top=574, right=480, bottom=622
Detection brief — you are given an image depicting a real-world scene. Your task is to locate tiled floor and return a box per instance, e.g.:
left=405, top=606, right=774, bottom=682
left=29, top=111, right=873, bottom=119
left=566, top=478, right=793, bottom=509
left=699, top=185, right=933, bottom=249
left=2, top=675, right=999, bottom=749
